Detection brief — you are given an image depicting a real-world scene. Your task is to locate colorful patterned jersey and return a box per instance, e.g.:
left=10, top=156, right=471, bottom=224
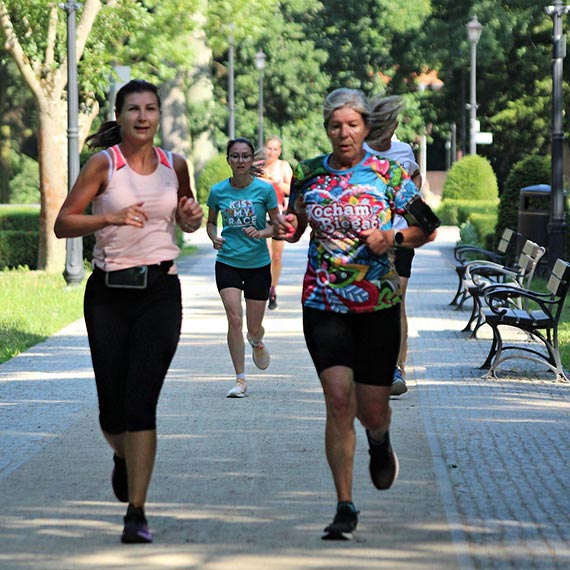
left=289, top=151, right=420, bottom=313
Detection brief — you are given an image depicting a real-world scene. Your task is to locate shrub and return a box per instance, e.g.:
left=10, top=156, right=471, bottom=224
left=437, top=198, right=498, bottom=226
left=0, top=230, right=38, bottom=269
left=196, top=154, right=231, bottom=205
left=495, top=155, right=550, bottom=247
left=9, top=154, right=40, bottom=204
left=442, top=155, right=499, bottom=202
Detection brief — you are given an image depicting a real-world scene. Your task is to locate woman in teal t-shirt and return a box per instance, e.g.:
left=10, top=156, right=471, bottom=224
left=207, top=137, right=286, bottom=398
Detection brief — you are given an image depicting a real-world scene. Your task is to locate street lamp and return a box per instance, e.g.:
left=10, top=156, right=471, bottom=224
left=61, top=1, right=84, bottom=285
left=466, top=15, right=483, bottom=156
left=255, top=49, right=266, bottom=149
left=545, top=1, right=570, bottom=266
left=228, top=24, right=235, bottom=139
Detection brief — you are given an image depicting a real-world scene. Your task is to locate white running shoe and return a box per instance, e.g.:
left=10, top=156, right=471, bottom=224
left=247, top=327, right=270, bottom=370
left=226, top=380, right=247, bottom=398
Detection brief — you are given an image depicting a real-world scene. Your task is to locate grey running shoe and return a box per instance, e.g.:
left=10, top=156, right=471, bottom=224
left=322, top=503, right=359, bottom=540
left=226, top=380, right=247, bottom=398
left=391, top=367, right=408, bottom=396
left=367, top=430, right=399, bottom=490
left=247, top=326, right=270, bottom=370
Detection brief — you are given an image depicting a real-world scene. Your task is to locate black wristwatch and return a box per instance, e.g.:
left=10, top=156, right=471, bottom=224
left=394, top=231, right=405, bottom=246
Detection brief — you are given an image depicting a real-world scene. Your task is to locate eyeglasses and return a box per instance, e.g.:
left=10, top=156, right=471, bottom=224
left=228, top=153, right=253, bottom=161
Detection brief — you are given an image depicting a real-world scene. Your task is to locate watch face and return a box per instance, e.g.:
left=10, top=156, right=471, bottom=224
left=395, top=232, right=404, bottom=245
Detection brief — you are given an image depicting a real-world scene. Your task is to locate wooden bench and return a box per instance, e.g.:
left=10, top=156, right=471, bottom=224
left=461, top=239, right=546, bottom=338
left=480, top=258, right=570, bottom=381
left=450, top=228, right=521, bottom=308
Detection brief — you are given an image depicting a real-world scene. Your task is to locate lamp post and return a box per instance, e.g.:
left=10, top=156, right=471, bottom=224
left=61, top=1, right=84, bottom=286
left=466, top=15, right=483, bottom=156
left=546, top=1, right=570, bottom=265
left=255, top=49, right=266, bottom=149
left=228, top=24, right=235, bottom=139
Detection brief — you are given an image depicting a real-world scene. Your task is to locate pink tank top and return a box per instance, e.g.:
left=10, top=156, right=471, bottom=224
left=92, top=145, right=180, bottom=272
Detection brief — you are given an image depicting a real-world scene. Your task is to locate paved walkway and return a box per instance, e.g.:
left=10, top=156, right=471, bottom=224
left=1, top=227, right=570, bottom=569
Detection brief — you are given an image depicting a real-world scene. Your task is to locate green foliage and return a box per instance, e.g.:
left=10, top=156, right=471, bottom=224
left=196, top=154, right=231, bottom=205
left=495, top=155, right=550, bottom=247
left=8, top=154, right=39, bottom=204
left=442, top=155, right=499, bottom=201
left=0, top=267, right=86, bottom=364
left=437, top=198, right=498, bottom=226
left=0, top=230, right=38, bottom=269
left=0, top=204, right=39, bottom=229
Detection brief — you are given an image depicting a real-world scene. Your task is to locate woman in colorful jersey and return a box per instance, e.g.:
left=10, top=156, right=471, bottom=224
left=54, top=79, right=203, bottom=544
left=282, top=88, right=437, bottom=540
left=206, top=137, right=290, bottom=398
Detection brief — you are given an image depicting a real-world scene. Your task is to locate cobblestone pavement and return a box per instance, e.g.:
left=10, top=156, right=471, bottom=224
left=0, top=226, right=569, bottom=569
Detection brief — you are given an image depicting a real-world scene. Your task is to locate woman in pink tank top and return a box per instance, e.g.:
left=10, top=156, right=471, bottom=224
left=55, top=80, right=202, bottom=544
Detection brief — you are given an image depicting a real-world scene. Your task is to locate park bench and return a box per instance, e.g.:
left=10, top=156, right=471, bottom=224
left=479, top=258, right=570, bottom=382
left=461, top=239, right=546, bottom=338
left=449, top=227, right=521, bottom=308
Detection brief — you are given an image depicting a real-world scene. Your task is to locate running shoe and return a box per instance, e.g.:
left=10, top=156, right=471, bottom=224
left=226, top=379, right=247, bottom=398
left=366, top=430, right=399, bottom=490
left=112, top=454, right=128, bottom=503
left=247, top=327, right=270, bottom=370
left=322, top=503, right=359, bottom=541
left=268, top=289, right=278, bottom=310
left=121, top=504, right=153, bottom=544
left=391, top=367, right=408, bottom=396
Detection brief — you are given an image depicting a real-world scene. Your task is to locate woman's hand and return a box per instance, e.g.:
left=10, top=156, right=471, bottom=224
left=110, top=202, right=148, bottom=228
left=177, top=196, right=203, bottom=232
left=358, top=228, right=394, bottom=255
left=243, top=225, right=271, bottom=239
left=273, top=213, right=296, bottom=240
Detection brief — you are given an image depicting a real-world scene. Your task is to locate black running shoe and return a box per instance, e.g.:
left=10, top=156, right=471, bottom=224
left=367, top=430, right=399, bottom=490
left=322, top=503, right=359, bottom=540
left=121, top=504, right=153, bottom=544
left=112, top=454, right=128, bottom=503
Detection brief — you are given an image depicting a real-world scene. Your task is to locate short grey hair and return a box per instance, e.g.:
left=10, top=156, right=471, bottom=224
left=367, top=95, right=405, bottom=145
left=323, top=88, right=371, bottom=128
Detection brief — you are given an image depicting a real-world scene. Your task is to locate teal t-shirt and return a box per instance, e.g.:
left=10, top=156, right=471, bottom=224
left=207, top=177, right=278, bottom=268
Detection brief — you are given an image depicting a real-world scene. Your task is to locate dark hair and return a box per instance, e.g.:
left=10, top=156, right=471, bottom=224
left=86, top=79, right=161, bottom=149
left=226, top=137, right=255, bottom=157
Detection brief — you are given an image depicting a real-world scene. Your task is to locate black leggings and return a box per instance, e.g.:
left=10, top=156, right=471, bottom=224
left=84, top=269, right=182, bottom=434
left=303, top=305, right=400, bottom=386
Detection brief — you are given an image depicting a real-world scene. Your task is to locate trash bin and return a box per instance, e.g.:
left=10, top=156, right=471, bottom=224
left=517, top=184, right=552, bottom=249
left=518, top=184, right=568, bottom=272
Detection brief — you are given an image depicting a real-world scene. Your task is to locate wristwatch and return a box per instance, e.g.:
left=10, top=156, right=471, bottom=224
left=394, top=231, right=405, bottom=246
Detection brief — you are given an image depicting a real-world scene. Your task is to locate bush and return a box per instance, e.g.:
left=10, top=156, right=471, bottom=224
left=442, top=155, right=499, bottom=202
left=0, top=230, right=38, bottom=269
left=195, top=154, right=231, bottom=205
left=9, top=154, right=40, bottom=204
left=495, top=155, right=550, bottom=247
left=437, top=198, right=498, bottom=226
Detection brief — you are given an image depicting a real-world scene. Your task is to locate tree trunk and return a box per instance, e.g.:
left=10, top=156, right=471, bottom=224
left=0, top=125, right=10, bottom=203
left=37, top=102, right=67, bottom=273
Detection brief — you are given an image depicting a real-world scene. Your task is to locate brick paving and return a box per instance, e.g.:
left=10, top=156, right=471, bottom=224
left=0, top=226, right=569, bottom=569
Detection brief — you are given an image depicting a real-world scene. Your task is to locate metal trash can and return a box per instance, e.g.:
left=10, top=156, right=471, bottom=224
left=517, top=184, right=552, bottom=249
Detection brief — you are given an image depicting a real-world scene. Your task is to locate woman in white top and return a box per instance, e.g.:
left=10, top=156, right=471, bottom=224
left=55, top=79, right=203, bottom=544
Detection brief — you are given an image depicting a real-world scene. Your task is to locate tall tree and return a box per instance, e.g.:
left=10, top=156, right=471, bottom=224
left=0, top=0, right=199, bottom=272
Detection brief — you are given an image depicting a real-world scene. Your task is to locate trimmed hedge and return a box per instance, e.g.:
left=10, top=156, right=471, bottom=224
left=0, top=230, right=38, bottom=269
left=442, top=155, right=499, bottom=202
left=495, top=155, right=550, bottom=248
left=437, top=198, right=499, bottom=226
